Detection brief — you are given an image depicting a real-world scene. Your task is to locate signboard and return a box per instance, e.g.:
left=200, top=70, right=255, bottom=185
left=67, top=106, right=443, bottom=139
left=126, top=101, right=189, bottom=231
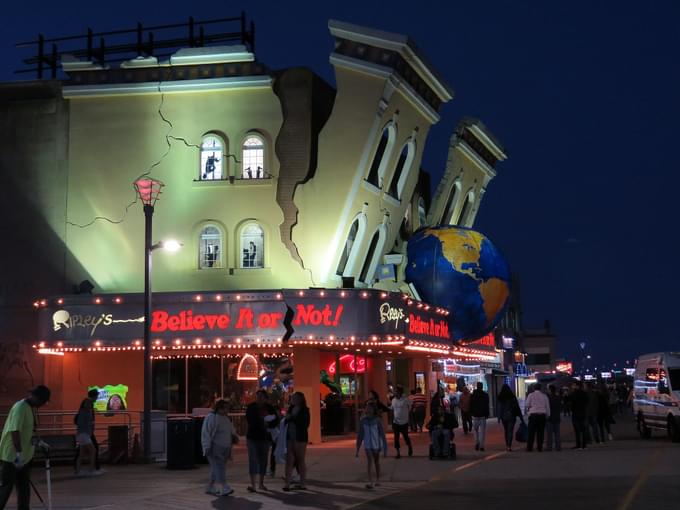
left=38, top=289, right=452, bottom=347
left=600, top=372, right=612, bottom=379
left=556, top=361, right=573, bottom=375
left=88, top=384, right=129, bottom=412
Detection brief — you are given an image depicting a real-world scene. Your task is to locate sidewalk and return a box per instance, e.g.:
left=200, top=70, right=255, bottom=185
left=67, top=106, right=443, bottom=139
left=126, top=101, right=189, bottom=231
left=10, top=421, right=519, bottom=509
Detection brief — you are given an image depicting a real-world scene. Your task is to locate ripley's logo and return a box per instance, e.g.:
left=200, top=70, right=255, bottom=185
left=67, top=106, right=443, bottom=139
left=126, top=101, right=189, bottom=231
left=52, top=310, right=143, bottom=337
left=379, top=303, right=406, bottom=328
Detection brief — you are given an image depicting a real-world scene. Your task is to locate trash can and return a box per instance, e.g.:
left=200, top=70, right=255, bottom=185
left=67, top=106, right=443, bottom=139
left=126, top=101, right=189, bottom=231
left=167, top=418, right=195, bottom=469
left=108, top=425, right=129, bottom=464
left=193, top=416, right=208, bottom=464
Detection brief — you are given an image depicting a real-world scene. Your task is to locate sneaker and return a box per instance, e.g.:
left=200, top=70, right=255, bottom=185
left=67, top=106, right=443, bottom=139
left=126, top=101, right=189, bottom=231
left=219, top=489, right=234, bottom=497
left=608, top=433, right=614, bottom=441
left=205, top=484, right=215, bottom=495
left=88, top=470, right=104, bottom=477
left=408, top=446, right=413, bottom=457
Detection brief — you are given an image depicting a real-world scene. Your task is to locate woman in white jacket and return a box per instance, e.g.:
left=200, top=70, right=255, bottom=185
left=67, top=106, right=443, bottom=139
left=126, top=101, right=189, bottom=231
left=201, top=399, right=236, bottom=497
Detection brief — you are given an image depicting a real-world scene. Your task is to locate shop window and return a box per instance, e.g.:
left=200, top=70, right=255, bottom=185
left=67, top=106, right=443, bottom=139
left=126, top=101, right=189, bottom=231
left=198, top=225, right=223, bottom=269
left=199, top=134, right=225, bottom=181
left=240, top=223, right=264, bottom=268
left=336, top=216, right=365, bottom=276
left=152, top=358, right=186, bottom=413
left=241, top=135, right=267, bottom=179
left=359, top=226, right=386, bottom=284
left=387, top=140, right=415, bottom=199
left=440, top=181, right=461, bottom=225
left=366, top=124, right=396, bottom=188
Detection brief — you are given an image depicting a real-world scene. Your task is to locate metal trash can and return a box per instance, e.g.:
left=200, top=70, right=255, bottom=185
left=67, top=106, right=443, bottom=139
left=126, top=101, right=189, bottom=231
left=167, top=418, right=195, bottom=469
left=108, top=425, right=129, bottom=464
left=193, top=416, right=208, bottom=464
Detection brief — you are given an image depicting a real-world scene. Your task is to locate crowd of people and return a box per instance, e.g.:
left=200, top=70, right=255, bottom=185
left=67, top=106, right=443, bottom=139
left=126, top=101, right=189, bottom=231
left=0, top=380, right=632, bottom=505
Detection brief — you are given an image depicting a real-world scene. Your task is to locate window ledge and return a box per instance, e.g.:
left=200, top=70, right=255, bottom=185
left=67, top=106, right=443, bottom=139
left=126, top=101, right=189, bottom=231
left=230, top=267, right=272, bottom=276
left=361, top=180, right=381, bottom=194
left=192, top=178, right=231, bottom=188
left=232, top=178, right=273, bottom=187
left=383, top=194, right=401, bottom=208
left=196, top=267, right=226, bottom=272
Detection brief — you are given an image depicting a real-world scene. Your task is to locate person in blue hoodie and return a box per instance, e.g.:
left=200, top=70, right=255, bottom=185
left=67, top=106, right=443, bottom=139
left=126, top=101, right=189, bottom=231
left=356, top=402, right=388, bottom=489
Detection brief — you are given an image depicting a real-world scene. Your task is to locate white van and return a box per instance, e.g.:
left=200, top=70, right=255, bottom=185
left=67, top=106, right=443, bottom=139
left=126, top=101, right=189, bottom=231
left=633, top=352, right=680, bottom=442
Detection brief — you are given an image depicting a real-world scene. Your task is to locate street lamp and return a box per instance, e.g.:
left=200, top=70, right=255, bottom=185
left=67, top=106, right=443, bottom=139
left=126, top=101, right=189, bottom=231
left=134, top=177, right=181, bottom=462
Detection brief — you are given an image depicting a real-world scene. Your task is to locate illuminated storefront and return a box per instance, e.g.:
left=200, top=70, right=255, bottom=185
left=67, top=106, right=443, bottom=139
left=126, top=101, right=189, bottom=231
left=34, top=288, right=452, bottom=441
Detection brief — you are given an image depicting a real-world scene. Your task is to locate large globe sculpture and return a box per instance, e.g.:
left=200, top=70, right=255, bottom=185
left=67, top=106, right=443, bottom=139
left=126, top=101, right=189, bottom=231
left=406, top=226, right=511, bottom=342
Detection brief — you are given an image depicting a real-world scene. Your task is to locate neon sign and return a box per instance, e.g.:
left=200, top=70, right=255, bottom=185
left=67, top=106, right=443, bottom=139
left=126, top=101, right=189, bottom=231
left=237, top=354, right=259, bottom=380
left=556, top=361, right=573, bottom=374
left=408, top=314, right=450, bottom=339
left=328, top=354, right=367, bottom=374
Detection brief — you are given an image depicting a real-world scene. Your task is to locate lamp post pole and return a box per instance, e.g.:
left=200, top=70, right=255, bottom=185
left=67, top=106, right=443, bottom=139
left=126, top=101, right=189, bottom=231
left=134, top=177, right=165, bottom=464
left=143, top=203, right=154, bottom=463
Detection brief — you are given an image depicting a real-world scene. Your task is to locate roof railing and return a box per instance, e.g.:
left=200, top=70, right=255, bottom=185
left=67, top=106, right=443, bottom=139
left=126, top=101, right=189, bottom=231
left=15, top=12, right=255, bottom=79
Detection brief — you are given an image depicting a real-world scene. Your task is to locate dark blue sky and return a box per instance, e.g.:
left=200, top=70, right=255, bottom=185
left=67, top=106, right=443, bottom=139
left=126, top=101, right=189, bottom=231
left=3, top=1, right=679, bottom=369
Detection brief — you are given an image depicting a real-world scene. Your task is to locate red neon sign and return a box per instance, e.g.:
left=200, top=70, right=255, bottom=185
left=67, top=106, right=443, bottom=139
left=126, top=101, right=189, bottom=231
left=408, top=314, right=450, bottom=339
left=328, top=354, right=367, bottom=375
left=151, top=309, right=285, bottom=333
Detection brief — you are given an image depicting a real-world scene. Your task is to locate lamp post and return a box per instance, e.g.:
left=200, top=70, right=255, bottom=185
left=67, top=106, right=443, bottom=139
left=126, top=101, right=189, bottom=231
left=134, top=177, right=165, bottom=463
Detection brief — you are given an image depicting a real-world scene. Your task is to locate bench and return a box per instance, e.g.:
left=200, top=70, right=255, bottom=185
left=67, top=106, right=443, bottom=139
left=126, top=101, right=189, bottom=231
left=33, top=434, right=76, bottom=464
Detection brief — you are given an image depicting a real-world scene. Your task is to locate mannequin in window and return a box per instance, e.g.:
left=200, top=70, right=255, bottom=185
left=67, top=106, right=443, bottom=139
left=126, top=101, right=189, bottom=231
left=203, top=153, right=220, bottom=179
left=257, top=166, right=263, bottom=179
left=248, top=242, right=257, bottom=267
left=245, top=167, right=253, bottom=179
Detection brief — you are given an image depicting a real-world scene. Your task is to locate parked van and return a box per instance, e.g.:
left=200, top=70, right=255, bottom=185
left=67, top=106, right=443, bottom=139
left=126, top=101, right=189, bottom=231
left=633, top=352, right=680, bottom=442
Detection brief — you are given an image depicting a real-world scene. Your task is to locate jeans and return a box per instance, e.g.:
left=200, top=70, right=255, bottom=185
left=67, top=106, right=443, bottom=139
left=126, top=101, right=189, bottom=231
left=461, top=411, right=473, bottom=434
left=247, top=438, right=271, bottom=476
left=0, top=461, right=31, bottom=510
left=413, top=407, right=426, bottom=432
left=587, top=416, right=601, bottom=443
left=546, top=421, right=561, bottom=450
left=207, top=444, right=231, bottom=487
left=502, top=417, right=516, bottom=448
left=472, top=417, right=487, bottom=448
left=572, top=416, right=587, bottom=448
left=527, top=414, right=546, bottom=451
left=430, top=428, right=451, bottom=456
left=392, top=422, right=412, bottom=452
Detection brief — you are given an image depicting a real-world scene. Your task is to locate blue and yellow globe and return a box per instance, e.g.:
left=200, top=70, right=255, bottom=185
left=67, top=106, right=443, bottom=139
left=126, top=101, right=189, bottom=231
left=406, top=226, right=511, bottom=342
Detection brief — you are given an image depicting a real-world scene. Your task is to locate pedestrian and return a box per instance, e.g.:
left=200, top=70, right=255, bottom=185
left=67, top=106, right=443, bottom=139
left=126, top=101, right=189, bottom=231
left=546, top=385, right=562, bottom=451
left=561, top=387, right=571, bottom=417
left=608, top=386, right=619, bottom=417
left=524, top=383, right=550, bottom=452
left=356, top=402, right=388, bottom=489
left=427, top=405, right=456, bottom=458
left=570, top=381, right=589, bottom=450
left=497, top=384, right=521, bottom=451
left=408, top=389, right=418, bottom=432
left=366, top=390, right=390, bottom=416
left=585, top=384, right=601, bottom=445
left=470, top=382, right=490, bottom=451
left=0, top=385, right=51, bottom=510
left=597, top=385, right=614, bottom=442
left=201, top=399, right=235, bottom=497
left=246, top=390, right=278, bottom=492
left=411, top=387, right=427, bottom=432
left=390, top=385, right=413, bottom=459
left=459, top=386, right=473, bottom=435
left=74, top=388, right=103, bottom=476
left=283, top=392, right=310, bottom=491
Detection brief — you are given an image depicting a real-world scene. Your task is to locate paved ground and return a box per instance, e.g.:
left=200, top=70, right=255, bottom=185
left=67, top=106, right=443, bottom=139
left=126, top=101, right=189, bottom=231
left=6, top=414, right=679, bottom=509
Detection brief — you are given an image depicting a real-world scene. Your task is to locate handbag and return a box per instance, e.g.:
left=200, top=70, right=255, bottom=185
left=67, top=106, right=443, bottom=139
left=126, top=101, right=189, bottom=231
left=515, top=421, right=528, bottom=443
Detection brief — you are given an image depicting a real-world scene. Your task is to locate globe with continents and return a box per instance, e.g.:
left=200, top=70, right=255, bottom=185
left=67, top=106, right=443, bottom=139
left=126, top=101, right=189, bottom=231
left=406, top=226, right=511, bottom=342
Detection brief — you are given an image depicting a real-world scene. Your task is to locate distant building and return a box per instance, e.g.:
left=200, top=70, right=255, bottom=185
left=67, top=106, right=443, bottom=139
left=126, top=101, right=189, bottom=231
left=523, top=320, right=558, bottom=374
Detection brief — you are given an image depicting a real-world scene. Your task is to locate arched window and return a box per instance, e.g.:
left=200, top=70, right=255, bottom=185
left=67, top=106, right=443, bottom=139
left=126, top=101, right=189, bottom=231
left=240, top=223, right=264, bottom=268
left=198, top=225, right=223, bottom=269
left=359, top=227, right=386, bottom=284
left=388, top=140, right=415, bottom=199
left=366, top=124, right=396, bottom=188
left=457, top=193, right=474, bottom=226
left=241, top=135, right=266, bottom=179
left=200, top=134, right=225, bottom=180
left=440, top=181, right=461, bottom=225
left=336, top=216, right=366, bottom=276
left=418, top=197, right=427, bottom=228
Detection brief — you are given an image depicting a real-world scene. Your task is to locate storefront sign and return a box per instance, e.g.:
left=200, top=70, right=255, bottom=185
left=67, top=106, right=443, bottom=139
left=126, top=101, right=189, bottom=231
left=556, top=361, right=573, bottom=374
left=38, top=289, right=452, bottom=347
left=88, top=384, right=129, bottom=412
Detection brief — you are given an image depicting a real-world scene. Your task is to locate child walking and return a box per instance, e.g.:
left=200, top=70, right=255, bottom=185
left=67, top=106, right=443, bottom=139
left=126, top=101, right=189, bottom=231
left=355, top=402, right=388, bottom=489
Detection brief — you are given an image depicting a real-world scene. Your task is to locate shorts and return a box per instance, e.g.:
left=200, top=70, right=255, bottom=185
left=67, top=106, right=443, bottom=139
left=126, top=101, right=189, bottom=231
left=76, top=433, right=93, bottom=446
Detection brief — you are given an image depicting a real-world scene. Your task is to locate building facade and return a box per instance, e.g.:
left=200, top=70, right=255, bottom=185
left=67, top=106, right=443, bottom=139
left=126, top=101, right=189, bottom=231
left=1, top=18, right=507, bottom=446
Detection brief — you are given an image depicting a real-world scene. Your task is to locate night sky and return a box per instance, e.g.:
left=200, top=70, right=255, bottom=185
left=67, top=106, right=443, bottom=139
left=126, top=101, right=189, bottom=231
left=3, top=1, right=679, bottom=369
